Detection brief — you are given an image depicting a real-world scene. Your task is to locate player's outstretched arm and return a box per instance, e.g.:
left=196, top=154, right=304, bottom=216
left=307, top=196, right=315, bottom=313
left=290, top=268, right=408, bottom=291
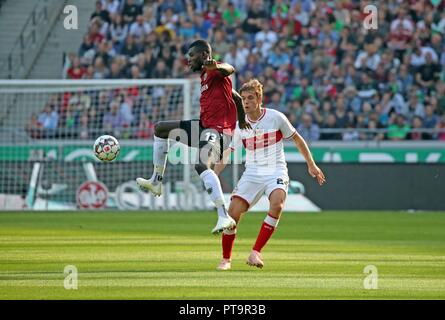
left=232, top=89, right=251, bottom=130
left=214, top=148, right=232, bottom=176
left=292, top=132, right=326, bottom=186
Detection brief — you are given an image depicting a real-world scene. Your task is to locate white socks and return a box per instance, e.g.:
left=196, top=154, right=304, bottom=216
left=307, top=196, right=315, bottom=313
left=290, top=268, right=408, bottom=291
left=264, top=214, right=279, bottom=228
left=151, top=136, right=169, bottom=183
left=150, top=139, right=227, bottom=220
left=200, top=169, right=229, bottom=218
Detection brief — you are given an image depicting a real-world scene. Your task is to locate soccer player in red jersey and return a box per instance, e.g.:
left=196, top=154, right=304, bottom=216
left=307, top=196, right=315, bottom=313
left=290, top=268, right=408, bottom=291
left=137, top=40, right=251, bottom=234
left=214, top=79, right=326, bottom=270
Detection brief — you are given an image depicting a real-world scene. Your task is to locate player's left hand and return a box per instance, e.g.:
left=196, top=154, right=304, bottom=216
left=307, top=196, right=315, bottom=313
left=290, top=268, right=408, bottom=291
left=203, top=58, right=218, bottom=71
left=239, top=121, right=252, bottom=130
left=308, top=164, right=326, bottom=186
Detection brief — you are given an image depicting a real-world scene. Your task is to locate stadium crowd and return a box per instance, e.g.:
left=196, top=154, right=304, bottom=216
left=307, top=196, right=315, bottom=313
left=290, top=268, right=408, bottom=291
left=30, top=0, right=445, bottom=141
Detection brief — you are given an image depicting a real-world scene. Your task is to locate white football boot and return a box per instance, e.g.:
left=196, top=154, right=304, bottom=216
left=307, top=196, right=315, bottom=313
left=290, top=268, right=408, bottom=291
left=211, top=215, right=236, bottom=235
left=136, top=177, right=162, bottom=197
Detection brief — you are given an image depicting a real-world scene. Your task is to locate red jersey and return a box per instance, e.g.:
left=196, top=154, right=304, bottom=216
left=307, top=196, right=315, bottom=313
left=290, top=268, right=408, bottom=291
left=199, top=63, right=237, bottom=134
left=67, top=67, right=85, bottom=79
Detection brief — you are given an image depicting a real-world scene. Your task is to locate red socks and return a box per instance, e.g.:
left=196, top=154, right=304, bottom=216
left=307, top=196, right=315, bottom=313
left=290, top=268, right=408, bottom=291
left=253, top=213, right=279, bottom=252
left=222, top=229, right=236, bottom=260
left=221, top=214, right=280, bottom=260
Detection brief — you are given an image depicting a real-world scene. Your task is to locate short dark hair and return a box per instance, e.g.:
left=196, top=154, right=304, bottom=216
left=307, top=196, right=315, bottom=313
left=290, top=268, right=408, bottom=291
left=189, top=40, right=211, bottom=55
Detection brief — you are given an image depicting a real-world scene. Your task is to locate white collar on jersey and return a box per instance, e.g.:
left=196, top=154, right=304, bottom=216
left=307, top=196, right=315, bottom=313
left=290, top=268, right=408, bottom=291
left=247, top=108, right=266, bottom=124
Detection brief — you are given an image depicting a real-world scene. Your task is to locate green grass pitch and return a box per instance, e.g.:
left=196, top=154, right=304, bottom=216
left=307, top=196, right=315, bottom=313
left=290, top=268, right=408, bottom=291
left=0, top=211, right=444, bottom=299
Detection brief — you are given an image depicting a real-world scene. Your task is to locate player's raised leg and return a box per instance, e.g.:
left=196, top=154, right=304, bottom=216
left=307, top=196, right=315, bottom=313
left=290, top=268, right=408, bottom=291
left=247, top=189, right=286, bottom=268
left=136, top=120, right=181, bottom=196
left=217, top=197, right=249, bottom=270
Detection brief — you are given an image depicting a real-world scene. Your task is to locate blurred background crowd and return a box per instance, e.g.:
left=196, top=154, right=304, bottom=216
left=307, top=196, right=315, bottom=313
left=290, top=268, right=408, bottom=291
left=29, top=0, right=445, bottom=141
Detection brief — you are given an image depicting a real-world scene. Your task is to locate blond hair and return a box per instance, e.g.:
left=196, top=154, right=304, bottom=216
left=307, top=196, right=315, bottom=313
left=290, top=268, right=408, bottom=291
left=239, top=78, right=263, bottom=103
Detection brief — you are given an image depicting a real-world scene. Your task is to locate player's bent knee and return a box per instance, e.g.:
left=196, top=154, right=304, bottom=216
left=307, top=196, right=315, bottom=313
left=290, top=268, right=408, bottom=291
left=228, top=197, right=249, bottom=223
left=269, top=190, right=286, bottom=216
left=198, top=143, right=214, bottom=166
left=154, top=121, right=166, bottom=138
left=270, top=201, right=284, bottom=213
left=194, top=163, right=207, bottom=175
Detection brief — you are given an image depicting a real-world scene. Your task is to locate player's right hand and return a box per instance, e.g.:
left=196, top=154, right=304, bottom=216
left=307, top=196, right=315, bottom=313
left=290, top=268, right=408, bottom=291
left=308, top=164, right=326, bottom=186
left=203, top=58, right=217, bottom=71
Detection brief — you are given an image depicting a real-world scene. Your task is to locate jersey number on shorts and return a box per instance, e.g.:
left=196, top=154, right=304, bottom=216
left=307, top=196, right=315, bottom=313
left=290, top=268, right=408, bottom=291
left=205, top=132, right=217, bottom=144
left=277, top=178, right=288, bottom=186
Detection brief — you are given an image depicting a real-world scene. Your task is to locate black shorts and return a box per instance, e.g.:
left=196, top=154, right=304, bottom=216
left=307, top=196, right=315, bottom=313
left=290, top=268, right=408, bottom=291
left=177, top=119, right=231, bottom=162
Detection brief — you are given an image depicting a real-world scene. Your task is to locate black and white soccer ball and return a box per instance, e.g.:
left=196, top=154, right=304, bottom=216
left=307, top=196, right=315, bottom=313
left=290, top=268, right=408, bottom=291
left=94, top=135, right=120, bottom=162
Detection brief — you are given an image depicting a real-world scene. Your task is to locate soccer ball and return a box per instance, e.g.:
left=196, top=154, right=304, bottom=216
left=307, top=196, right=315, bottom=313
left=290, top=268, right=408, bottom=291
left=94, top=135, right=120, bottom=162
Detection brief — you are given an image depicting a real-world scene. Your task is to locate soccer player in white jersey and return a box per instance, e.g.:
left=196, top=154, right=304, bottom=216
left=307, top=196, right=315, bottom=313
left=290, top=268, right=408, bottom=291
left=213, top=79, right=326, bottom=270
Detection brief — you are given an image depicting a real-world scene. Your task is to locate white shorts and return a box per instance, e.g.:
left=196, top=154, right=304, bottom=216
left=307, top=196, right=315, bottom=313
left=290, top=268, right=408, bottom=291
left=231, top=173, right=289, bottom=209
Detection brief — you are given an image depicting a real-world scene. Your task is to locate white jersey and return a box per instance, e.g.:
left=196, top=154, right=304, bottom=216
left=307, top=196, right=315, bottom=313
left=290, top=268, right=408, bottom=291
left=230, top=108, right=297, bottom=176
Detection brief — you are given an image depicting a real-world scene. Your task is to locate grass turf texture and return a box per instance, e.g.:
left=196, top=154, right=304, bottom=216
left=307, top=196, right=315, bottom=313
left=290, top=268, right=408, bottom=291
left=0, top=211, right=444, bottom=300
